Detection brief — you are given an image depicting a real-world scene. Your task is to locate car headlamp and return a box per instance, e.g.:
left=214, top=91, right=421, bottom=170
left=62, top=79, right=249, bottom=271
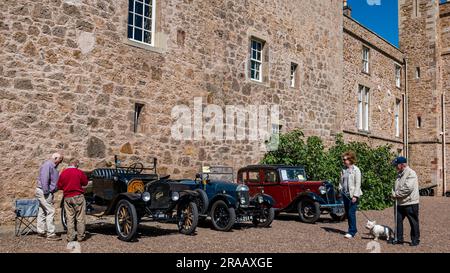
left=171, top=192, right=180, bottom=201
left=236, top=184, right=249, bottom=192
left=319, top=186, right=327, bottom=195
left=240, top=196, right=246, bottom=204
left=141, top=192, right=151, bottom=202
left=257, top=195, right=264, bottom=204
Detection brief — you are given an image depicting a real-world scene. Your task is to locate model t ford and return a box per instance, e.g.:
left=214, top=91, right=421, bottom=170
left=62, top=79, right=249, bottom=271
left=175, top=166, right=276, bottom=232
left=61, top=156, right=199, bottom=241
left=238, top=165, right=345, bottom=223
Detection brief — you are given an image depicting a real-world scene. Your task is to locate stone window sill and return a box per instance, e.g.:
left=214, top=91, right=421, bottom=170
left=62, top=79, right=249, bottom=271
left=249, top=79, right=269, bottom=87
left=358, top=129, right=371, bottom=135
left=124, top=38, right=165, bottom=54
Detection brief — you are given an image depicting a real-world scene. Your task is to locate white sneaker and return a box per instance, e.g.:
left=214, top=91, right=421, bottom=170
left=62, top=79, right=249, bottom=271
left=344, top=233, right=353, bottom=239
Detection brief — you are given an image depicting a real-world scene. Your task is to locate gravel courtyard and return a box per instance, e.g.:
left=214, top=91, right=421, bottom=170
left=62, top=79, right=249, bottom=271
left=1, top=197, right=448, bottom=253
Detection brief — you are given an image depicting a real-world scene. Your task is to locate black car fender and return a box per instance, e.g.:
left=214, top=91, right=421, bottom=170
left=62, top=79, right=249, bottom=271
left=250, top=193, right=275, bottom=207
left=292, top=192, right=327, bottom=209
left=178, top=190, right=199, bottom=202
left=105, top=192, right=144, bottom=215
left=208, top=194, right=236, bottom=209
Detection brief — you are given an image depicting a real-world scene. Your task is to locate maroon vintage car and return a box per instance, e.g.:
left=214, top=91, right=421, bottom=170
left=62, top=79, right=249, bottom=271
left=237, top=165, right=345, bottom=223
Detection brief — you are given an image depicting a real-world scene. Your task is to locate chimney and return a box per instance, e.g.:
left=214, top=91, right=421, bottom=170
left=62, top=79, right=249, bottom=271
left=343, top=0, right=352, bottom=17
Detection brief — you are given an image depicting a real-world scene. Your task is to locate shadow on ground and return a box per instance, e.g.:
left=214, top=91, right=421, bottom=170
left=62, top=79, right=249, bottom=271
left=85, top=222, right=182, bottom=242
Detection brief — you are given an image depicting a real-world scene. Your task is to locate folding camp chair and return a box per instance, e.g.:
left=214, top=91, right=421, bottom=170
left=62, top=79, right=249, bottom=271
left=14, top=199, right=39, bottom=236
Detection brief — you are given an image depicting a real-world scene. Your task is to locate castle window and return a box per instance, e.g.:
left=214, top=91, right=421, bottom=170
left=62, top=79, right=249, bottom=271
left=290, top=63, right=298, bottom=88
left=134, top=103, right=145, bottom=133
left=395, top=99, right=401, bottom=137
left=395, top=64, right=401, bottom=88
left=358, top=85, right=370, bottom=131
left=250, top=39, right=264, bottom=82
left=127, top=0, right=156, bottom=46
left=362, top=46, right=370, bottom=74
left=415, top=67, right=421, bottom=79
left=416, top=116, right=422, bottom=128
left=413, top=0, right=419, bottom=17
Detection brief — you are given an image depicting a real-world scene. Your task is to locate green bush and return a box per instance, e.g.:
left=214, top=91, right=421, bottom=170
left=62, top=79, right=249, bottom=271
left=261, top=129, right=398, bottom=210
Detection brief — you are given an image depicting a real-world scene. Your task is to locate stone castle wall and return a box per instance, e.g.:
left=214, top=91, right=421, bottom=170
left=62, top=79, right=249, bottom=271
left=0, top=0, right=344, bottom=223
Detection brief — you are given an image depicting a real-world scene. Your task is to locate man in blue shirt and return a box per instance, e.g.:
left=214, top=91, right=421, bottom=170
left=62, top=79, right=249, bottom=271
left=36, top=153, right=64, bottom=240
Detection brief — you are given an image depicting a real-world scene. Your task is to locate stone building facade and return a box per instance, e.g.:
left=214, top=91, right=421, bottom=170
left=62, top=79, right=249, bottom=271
left=0, top=0, right=448, bottom=223
left=342, top=14, right=406, bottom=156
left=0, top=0, right=343, bottom=222
left=399, top=0, right=450, bottom=196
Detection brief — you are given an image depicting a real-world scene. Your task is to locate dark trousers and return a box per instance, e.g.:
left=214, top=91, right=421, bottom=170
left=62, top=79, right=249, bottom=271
left=396, top=204, right=420, bottom=244
left=343, top=195, right=358, bottom=236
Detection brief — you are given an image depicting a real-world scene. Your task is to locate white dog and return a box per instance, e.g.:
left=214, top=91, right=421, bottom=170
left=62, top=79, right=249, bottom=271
left=365, top=220, right=394, bottom=241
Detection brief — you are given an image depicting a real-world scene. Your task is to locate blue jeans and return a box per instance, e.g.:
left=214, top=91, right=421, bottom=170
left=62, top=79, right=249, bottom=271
left=343, top=194, right=358, bottom=236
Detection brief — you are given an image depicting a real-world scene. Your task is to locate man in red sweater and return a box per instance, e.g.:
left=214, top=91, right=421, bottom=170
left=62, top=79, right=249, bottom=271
left=57, top=158, right=88, bottom=242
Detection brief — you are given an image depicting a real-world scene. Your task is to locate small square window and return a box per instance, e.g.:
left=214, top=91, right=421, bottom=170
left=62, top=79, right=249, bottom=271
left=290, top=63, right=298, bottom=88
left=134, top=103, right=145, bottom=133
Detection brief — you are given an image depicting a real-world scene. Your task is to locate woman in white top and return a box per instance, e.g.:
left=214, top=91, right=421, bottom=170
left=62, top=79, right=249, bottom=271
left=339, top=151, right=363, bottom=238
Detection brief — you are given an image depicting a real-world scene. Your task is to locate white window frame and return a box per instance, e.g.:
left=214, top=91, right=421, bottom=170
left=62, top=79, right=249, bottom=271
left=127, top=0, right=156, bottom=46
left=358, top=85, right=370, bottom=131
left=290, top=63, right=298, bottom=88
left=415, top=67, right=420, bottom=79
left=395, top=64, right=401, bottom=88
left=250, top=39, right=263, bottom=82
left=395, top=99, right=401, bottom=137
left=362, top=46, right=370, bottom=74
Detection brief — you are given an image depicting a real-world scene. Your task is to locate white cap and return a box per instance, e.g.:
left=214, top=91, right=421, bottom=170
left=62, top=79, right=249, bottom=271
left=52, top=153, right=62, bottom=160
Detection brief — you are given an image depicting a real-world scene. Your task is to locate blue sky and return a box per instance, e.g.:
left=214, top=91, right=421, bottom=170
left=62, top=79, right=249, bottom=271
left=347, top=0, right=399, bottom=46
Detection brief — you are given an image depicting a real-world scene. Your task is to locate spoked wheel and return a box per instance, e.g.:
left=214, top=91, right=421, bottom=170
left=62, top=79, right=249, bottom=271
left=177, top=201, right=199, bottom=235
left=211, top=200, right=236, bottom=232
left=252, top=205, right=275, bottom=228
left=298, top=199, right=320, bottom=224
left=115, top=199, right=138, bottom=242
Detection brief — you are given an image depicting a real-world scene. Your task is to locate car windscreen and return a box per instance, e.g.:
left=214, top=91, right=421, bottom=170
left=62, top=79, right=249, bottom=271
left=280, top=168, right=306, bottom=182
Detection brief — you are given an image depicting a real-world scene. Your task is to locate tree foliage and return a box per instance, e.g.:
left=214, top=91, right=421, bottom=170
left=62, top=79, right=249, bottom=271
left=261, top=129, right=398, bottom=210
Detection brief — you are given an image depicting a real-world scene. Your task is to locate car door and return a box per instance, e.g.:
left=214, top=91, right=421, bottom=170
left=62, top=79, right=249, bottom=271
left=261, top=169, right=291, bottom=210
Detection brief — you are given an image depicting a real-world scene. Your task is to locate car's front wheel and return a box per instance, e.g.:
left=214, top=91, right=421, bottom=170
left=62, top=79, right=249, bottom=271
left=115, top=199, right=138, bottom=242
left=252, top=205, right=275, bottom=228
left=298, top=199, right=321, bottom=224
left=210, top=200, right=236, bottom=231
left=177, top=201, right=199, bottom=235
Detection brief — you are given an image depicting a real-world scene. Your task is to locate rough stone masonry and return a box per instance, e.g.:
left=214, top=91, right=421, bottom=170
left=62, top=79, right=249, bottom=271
left=0, top=0, right=343, bottom=223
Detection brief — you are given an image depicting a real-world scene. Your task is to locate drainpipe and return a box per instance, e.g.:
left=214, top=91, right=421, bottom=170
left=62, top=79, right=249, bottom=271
left=442, top=93, right=447, bottom=196
left=404, top=58, right=409, bottom=159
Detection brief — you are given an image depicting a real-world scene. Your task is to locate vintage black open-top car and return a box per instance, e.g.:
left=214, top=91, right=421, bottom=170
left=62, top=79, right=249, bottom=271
left=61, top=156, right=199, bottom=241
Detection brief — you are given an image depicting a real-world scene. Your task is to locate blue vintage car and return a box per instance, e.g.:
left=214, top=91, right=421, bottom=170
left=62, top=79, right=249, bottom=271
left=174, top=166, right=275, bottom=232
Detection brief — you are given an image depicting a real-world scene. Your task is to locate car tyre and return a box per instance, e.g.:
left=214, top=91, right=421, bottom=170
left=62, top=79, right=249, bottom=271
left=210, top=200, right=236, bottom=232
left=298, top=199, right=320, bottom=224
left=252, top=206, right=275, bottom=228
left=194, top=189, right=209, bottom=215
left=115, top=199, right=138, bottom=242
left=177, top=201, right=199, bottom=235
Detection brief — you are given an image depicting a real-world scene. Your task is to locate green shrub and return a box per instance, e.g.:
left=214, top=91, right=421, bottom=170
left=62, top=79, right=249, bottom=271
left=261, top=129, right=398, bottom=210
